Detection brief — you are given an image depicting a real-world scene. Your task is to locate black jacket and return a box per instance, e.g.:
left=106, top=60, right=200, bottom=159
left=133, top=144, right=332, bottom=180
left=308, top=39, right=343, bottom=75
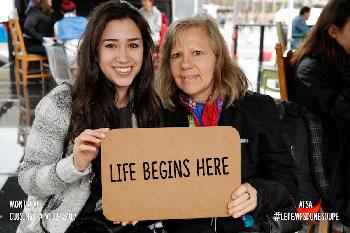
left=24, top=6, right=53, bottom=43
left=162, top=93, right=298, bottom=233
left=290, top=53, right=350, bottom=226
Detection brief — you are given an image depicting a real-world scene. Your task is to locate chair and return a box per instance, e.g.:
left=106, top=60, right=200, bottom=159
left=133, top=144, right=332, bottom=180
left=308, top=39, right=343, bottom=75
left=8, top=18, right=49, bottom=127
left=276, top=22, right=287, bottom=49
left=260, top=67, right=279, bottom=95
left=44, top=44, right=71, bottom=85
left=275, top=42, right=294, bottom=101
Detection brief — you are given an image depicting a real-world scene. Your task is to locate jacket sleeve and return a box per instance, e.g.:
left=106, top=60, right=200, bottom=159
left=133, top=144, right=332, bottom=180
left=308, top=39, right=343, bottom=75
left=297, top=58, right=350, bottom=130
left=18, top=85, right=91, bottom=199
left=247, top=95, right=298, bottom=216
left=295, top=18, right=309, bottom=35
left=24, top=10, right=44, bottom=42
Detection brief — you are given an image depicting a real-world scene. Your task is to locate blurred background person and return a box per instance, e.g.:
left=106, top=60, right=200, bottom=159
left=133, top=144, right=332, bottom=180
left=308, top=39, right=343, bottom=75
left=15, top=0, right=30, bottom=29
left=291, top=0, right=350, bottom=230
left=54, top=0, right=87, bottom=68
left=291, top=6, right=311, bottom=49
left=23, top=0, right=54, bottom=55
left=139, top=0, right=161, bottom=47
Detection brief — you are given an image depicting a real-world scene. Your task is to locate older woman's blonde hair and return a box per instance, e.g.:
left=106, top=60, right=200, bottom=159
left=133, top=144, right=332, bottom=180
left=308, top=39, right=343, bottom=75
left=158, top=14, right=249, bottom=110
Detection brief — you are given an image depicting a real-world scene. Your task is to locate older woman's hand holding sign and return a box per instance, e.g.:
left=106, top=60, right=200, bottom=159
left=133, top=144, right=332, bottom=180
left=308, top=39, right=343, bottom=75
left=228, top=183, right=257, bottom=218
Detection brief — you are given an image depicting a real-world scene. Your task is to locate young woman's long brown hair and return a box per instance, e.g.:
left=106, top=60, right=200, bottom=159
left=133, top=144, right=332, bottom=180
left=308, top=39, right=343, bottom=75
left=292, top=0, right=350, bottom=70
left=65, top=1, right=162, bottom=196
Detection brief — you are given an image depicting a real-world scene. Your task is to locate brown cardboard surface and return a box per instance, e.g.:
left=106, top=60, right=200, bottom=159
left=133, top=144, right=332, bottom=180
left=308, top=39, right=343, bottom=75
left=101, top=126, right=241, bottom=221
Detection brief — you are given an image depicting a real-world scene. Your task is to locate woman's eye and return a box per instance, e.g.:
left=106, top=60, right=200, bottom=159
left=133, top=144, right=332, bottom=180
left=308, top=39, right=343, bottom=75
left=129, top=43, right=139, bottom=48
left=193, top=51, right=203, bottom=56
left=105, top=43, right=116, bottom=48
left=171, top=53, right=180, bottom=59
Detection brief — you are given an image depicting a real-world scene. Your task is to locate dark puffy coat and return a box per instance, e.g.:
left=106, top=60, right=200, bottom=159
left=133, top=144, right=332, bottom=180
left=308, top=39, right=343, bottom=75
left=23, top=6, right=53, bottom=54
left=24, top=6, right=53, bottom=42
left=289, top=53, right=350, bottom=226
left=162, top=93, right=298, bottom=233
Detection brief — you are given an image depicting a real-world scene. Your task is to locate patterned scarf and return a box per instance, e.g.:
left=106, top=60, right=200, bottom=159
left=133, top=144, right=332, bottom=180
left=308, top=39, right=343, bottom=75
left=179, top=92, right=223, bottom=127
left=179, top=92, right=254, bottom=228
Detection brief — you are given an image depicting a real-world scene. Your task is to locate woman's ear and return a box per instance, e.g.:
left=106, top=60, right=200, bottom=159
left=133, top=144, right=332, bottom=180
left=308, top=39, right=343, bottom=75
left=328, top=24, right=339, bottom=38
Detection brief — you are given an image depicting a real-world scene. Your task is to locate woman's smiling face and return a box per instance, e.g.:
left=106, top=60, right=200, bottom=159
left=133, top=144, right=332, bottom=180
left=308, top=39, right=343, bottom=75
left=170, top=26, right=216, bottom=103
left=98, top=18, right=144, bottom=93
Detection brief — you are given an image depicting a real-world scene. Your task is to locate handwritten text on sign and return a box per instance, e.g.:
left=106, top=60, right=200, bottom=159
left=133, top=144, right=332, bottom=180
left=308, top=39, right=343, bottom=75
left=101, top=127, right=241, bottom=221
left=110, top=157, right=230, bottom=182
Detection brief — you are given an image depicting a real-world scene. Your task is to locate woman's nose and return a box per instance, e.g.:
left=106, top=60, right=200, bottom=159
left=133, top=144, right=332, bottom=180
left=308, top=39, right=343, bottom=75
left=180, top=54, right=193, bottom=69
left=116, top=47, right=129, bottom=63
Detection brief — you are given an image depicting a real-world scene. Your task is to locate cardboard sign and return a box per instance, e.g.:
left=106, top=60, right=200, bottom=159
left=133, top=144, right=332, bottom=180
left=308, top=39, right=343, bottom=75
left=101, top=126, right=241, bottom=221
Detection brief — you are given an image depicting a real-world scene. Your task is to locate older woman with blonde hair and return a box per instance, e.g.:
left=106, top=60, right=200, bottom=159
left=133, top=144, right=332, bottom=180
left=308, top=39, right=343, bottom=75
left=159, top=14, right=297, bottom=233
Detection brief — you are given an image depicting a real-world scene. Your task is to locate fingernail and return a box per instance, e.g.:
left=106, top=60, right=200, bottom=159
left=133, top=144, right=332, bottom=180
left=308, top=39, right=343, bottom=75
left=101, top=134, right=106, bottom=138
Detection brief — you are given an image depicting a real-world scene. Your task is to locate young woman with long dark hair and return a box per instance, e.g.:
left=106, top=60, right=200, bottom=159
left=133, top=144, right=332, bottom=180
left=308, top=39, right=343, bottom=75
left=290, top=0, right=350, bottom=229
left=17, top=1, right=162, bottom=232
